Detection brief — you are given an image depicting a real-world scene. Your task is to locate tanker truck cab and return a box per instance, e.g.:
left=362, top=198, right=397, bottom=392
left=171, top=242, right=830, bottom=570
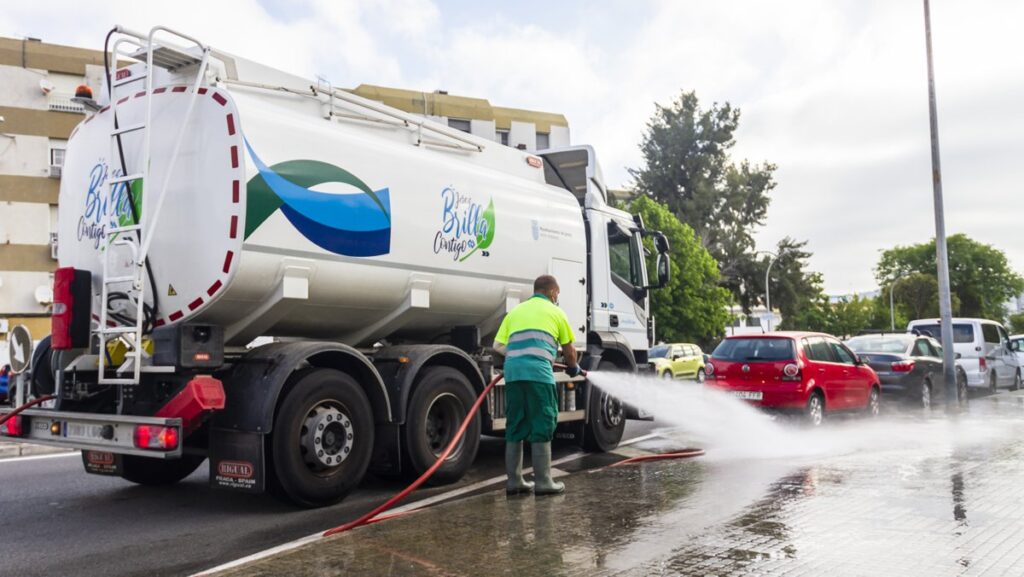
left=540, top=146, right=669, bottom=367
left=0, top=25, right=670, bottom=508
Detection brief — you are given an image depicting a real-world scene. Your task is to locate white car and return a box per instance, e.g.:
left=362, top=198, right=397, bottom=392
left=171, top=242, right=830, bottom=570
left=908, top=318, right=1022, bottom=392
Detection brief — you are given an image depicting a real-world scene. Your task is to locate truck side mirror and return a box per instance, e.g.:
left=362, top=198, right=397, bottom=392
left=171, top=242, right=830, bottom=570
left=656, top=253, right=670, bottom=287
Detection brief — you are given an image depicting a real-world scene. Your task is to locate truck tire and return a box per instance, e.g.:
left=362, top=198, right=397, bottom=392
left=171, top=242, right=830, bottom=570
left=403, top=366, right=480, bottom=486
left=30, top=336, right=56, bottom=397
left=267, top=368, right=374, bottom=508
left=582, top=361, right=626, bottom=452
left=119, top=454, right=206, bottom=486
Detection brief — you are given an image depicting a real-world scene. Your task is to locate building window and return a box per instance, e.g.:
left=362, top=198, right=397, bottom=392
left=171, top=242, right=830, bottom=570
left=495, top=129, right=509, bottom=146
left=51, top=147, right=66, bottom=167
left=448, top=118, right=471, bottom=133
left=536, top=132, right=550, bottom=150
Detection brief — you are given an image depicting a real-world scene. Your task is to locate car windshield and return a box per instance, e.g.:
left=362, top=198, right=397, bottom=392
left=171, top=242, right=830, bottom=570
left=712, top=337, right=795, bottom=362
left=649, top=345, right=669, bottom=359
left=846, top=335, right=913, bottom=353
left=911, top=323, right=974, bottom=343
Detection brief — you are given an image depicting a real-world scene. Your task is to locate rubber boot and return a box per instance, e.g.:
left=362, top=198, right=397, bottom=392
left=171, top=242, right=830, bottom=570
left=531, top=442, right=565, bottom=496
left=505, top=442, right=534, bottom=495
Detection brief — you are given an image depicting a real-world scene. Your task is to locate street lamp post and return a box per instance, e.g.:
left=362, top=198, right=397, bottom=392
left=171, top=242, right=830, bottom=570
left=889, top=273, right=908, bottom=331
left=761, top=251, right=784, bottom=332
left=923, top=0, right=959, bottom=408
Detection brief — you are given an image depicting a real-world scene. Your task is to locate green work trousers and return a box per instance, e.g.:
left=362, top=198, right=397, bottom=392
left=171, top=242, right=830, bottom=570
left=505, top=379, right=558, bottom=443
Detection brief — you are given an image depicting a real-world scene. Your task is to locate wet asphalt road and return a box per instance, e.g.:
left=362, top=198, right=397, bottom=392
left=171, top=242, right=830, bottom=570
left=0, top=422, right=657, bottom=577
left=215, top=390, right=1024, bottom=577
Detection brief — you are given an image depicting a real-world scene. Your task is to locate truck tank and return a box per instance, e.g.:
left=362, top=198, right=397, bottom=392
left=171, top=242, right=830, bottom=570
left=58, top=55, right=587, bottom=347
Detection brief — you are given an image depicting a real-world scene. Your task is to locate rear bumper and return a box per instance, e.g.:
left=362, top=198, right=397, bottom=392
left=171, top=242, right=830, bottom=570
left=0, top=408, right=183, bottom=459
left=707, top=380, right=808, bottom=409
left=878, top=375, right=918, bottom=397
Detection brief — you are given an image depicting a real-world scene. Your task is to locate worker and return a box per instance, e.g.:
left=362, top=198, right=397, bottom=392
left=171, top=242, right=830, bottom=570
left=494, top=274, right=582, bottom=496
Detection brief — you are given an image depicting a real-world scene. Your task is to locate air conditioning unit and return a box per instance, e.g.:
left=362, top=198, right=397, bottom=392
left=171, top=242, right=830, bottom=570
left=50, top=232, right=58, bottom=260
left=48, top=164, right=62, bottom=179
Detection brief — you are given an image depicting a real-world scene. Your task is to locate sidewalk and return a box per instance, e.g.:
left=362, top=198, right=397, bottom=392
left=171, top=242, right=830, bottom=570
left=209, top=391, right=1024, bottom=577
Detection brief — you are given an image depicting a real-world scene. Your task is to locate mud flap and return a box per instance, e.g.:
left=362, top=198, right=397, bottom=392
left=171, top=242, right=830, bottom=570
left=82, top=451, right=123, bottom=476
left=369, top=423, right=402, bottom=476
left=209, top=429, right=264, bottom=493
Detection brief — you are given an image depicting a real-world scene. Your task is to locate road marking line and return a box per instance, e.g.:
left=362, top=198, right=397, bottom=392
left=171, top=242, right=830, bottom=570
left=0, top=451, right=78, bottom=464
left=192, top=434, right=660, bottom=576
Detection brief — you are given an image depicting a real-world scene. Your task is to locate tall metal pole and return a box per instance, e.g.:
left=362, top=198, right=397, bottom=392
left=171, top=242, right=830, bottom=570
left=765, top=252, right=781, bottom=332
left=923, top=0, right=960, bottom=408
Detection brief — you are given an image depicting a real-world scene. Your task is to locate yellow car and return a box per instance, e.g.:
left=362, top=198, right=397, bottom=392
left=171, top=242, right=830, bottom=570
left=649, top=343, right=707, bottom=382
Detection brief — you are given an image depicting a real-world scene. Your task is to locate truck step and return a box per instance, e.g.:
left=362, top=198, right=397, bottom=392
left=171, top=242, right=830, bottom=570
left=129, top=44, right=201, bottom=71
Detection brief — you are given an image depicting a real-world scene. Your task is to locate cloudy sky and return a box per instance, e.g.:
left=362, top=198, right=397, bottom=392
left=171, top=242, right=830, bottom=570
left=4, top=0, right=1022, bottom=294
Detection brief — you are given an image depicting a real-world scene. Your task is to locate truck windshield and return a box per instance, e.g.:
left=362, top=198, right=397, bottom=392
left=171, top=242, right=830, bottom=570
left=713, top=338, right=795, bottom=362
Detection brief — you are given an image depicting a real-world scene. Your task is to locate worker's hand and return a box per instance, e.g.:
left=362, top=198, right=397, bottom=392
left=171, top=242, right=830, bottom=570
left=566, top=364, right=583, bottom=378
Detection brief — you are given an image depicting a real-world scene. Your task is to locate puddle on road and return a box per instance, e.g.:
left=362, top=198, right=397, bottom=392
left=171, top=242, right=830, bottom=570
left=587, top=372, right=1023, bottom=462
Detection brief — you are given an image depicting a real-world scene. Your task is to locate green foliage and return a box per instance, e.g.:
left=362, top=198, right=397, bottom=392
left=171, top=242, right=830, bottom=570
left=876, top=234, right=1023, bottom=320
left=628, top=90, right=777, bottom=309
left=1008, top=312, right=1024, bottom=335
left=628, top=196, right=732, bottom=343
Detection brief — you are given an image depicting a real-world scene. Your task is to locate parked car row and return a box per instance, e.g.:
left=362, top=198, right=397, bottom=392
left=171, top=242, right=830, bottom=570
left=907, top=318, right=1022, bottom=393
left=648, top=343, right=707, bottom=381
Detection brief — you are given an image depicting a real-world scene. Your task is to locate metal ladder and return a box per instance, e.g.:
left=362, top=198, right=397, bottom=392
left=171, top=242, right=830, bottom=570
left=97, top=26, right=211, bottom=385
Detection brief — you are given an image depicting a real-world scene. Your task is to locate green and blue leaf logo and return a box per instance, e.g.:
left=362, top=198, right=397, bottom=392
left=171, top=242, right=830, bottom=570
left=244, top=140, right=392, bottom=257
left=434, top=186, right=496, bottom=262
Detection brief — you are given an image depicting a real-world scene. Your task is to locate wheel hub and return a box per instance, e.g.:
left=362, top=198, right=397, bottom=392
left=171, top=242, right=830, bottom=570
left=601, top=392, right=624, bottom=428
left=301, top=404, right=354, bottom=470
left=426, top=393, right=464, bottom=460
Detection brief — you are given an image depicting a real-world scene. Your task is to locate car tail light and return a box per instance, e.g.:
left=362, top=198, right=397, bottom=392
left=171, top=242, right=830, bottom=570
left=1, top=416, right=23, bottom=437
left=52, top=267, right=92, bottom=350
left=782, top=363, right=801, bottom=381
left=133, top=425, right=179, bottom=451
left=891, top=360, right=916, bottom=373
left=705, top=363, right=715, bottom=378
left=979, top=357, right=987, bottom=373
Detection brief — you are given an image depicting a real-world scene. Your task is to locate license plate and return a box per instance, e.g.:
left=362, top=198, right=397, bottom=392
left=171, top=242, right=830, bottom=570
left=731, top=391, right=763, bottom=401
left=65, top=422, right=104, bottom=440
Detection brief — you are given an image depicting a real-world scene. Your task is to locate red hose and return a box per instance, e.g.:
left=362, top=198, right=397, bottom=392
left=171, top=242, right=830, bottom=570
left=323, top=374, right=502, bottom=537
left=0, top=395, right=55, bottom=426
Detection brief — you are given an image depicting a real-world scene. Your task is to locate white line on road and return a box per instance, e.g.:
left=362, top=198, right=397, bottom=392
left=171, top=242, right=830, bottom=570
left=0, top=451, right=78, bottom=464
left=192, top=433, right=665, bottom=576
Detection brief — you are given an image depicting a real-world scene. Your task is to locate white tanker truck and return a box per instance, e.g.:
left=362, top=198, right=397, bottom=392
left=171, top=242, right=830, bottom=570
left=0, top=26, right=670, bottom=507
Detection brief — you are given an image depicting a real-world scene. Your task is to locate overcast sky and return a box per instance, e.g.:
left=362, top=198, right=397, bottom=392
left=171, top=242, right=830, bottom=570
left=4, top=0, right=1022, bottom=294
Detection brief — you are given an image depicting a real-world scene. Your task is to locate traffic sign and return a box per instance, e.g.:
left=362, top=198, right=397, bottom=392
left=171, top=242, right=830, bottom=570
left=8, top=324, right=32, bottom=374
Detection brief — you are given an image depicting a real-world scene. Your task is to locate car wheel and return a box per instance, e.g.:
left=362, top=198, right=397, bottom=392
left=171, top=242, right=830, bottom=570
left=1013, top=370, right=1022, bottom=392
left=957, top=369, right=968, bottom=405
left=866, top=386, right=881, bottom=417
left=804, top=391, right=825, bottom=427
left=661, top=371, right=673, bottom=380
left=990, top=371, right=998, bottom=394
left=919, top=378, right=932, bottom=410
left=696, top=368, right=706, bottom=383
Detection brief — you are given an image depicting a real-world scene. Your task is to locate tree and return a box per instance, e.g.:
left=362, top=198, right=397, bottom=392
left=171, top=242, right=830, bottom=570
left=628, top=90, right=777, bottom=307
left=1008, top=312, right=1024, bottom=335
left=876, top=234, right=1023, bottom=320
left=628, top=196, right=732, bottom=344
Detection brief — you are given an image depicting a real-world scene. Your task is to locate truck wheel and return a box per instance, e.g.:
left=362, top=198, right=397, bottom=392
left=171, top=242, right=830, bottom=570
left=30, top=336, right=56, bottom=397
left=582, top=361, right=626, bottom=452
left=119, top=454, right=206, bottom=486
left=404, top=366, right=480, bottom=486
left=267, top=368, right=374, bottom=508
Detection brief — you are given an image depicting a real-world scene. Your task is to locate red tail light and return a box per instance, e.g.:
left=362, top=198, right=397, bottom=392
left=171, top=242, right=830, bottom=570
left=2, top=416, right=24, bottom=437
left=52, top=267, right=92, bottom=350
left=979, top=357, right=987, bottom=372
left=891, top=360, right=916, bottom=373
left=782, top=363, right=802, bottom=381
left=705, top=363, right=715, bottom=378
left=133, top=425, right=179, bottom=451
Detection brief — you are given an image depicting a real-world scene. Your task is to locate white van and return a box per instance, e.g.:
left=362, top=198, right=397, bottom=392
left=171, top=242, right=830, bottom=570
left=907, top=318, right=1022, bottom=391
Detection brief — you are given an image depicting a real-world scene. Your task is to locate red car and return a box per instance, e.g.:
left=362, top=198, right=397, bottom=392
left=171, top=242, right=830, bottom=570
left=705, top=332, right=881, bottom=425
